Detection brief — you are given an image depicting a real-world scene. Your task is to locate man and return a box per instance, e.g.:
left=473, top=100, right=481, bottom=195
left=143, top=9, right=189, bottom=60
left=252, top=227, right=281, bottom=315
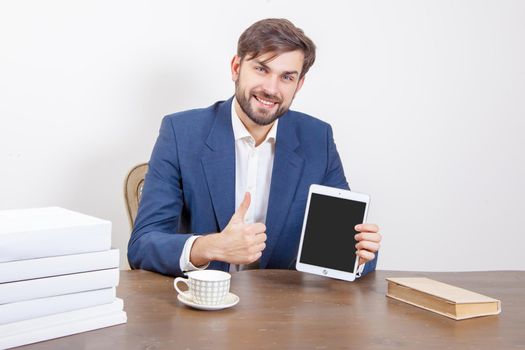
left=128, top=18, right=381, bottom=278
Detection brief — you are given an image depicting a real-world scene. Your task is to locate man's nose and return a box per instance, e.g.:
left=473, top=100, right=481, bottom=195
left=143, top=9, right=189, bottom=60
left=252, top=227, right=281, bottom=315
left=261, top=74, right=280, bottom=96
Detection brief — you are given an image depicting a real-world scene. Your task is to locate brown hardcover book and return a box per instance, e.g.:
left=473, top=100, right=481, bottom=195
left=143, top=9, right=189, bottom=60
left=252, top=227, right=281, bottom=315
left=386, top=277, right=501, bottom=320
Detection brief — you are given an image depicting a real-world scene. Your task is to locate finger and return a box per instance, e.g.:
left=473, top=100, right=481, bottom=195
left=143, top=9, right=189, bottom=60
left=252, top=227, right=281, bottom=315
left=255, top=242, right=266, bottom=252
left=354, top=232, right=382, bottom=243
left=355, top=240, right=380, bottom=253
left=248, top=251, right=263, bottom=263
left=232, top=192, right=251, bottom=221
left=356, top=249, right=375, bottom=262
left=246, top=223, right=266, bottom=235
left=253, top=233, right=267, bottom=244
left=354, top=223, right=379, bottom=233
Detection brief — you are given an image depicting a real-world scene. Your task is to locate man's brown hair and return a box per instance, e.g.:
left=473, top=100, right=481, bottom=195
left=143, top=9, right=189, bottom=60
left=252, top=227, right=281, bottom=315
left=237, top=18, right=316, bottom=79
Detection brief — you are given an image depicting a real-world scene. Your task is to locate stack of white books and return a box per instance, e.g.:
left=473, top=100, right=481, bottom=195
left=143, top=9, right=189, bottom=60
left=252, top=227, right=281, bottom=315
left=0, top=207, right=127, bottom=349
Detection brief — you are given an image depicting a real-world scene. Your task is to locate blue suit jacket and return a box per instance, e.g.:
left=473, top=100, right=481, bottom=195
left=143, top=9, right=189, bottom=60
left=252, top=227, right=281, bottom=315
left=128, top=98, right=377, bottom=277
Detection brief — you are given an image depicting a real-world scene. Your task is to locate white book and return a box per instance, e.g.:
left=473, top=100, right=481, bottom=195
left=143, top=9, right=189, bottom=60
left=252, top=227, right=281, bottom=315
left=0, top=300, right=126, bottom=349
left=0, top=207, right=111, bottom=263
left=0, top=249, right=120, bottom=283
left=0, top=287, right=116, bottom=325
left=0, top=268, right=119, bottom=304
left=0, top=298, right=124, bottom=336
left=1, top=311, right=127, bottom=349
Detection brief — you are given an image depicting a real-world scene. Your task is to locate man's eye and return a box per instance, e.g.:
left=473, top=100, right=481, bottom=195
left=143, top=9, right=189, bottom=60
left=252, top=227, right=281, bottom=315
left=255, top=66, right=266, bottom=72
left=283, top=74, right=295, bottom=82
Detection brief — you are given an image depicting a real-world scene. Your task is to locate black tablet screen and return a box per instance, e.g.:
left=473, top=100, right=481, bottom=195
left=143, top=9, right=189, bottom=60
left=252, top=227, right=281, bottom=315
left=299, top=193, right=366, bottom=272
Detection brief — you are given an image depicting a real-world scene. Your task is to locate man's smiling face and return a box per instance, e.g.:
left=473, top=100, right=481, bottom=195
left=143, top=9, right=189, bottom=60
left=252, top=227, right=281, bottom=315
left=232, top=50, right=305, bottom=126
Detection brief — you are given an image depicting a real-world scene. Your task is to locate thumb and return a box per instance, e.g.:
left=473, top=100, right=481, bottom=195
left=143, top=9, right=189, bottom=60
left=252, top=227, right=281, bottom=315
left=232, top=192, right=251, bottom=222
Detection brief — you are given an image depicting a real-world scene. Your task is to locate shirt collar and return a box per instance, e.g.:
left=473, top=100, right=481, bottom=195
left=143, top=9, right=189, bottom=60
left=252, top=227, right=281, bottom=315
left=231, top=98, right=278, bottom=144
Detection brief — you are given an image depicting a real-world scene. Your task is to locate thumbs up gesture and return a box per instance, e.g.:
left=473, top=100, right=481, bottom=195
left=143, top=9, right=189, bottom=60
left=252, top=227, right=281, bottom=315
left=218, top=192, right=267, bottom=264
left=189, top=192, right=267, bottom=266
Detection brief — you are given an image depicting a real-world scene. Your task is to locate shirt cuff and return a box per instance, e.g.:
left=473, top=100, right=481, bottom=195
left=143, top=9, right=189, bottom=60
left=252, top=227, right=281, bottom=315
left=355, top=262, right=366, bottom=278
left=179, top=235, right=210, bottom=273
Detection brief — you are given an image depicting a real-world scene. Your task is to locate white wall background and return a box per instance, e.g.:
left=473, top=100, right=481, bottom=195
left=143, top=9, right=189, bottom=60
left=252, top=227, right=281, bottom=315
left=1, top=0, right=524, bottom=271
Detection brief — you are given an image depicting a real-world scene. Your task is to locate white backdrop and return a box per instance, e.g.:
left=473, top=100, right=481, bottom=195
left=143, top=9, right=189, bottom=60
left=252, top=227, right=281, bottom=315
left=1, top=0, right=524, bottom=271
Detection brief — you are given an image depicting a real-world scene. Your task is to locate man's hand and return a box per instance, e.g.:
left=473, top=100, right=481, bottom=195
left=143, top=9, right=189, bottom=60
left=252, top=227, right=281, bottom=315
left=190, top=192, right=267, bottom=266
left=354, top=224, right=381, bottom=266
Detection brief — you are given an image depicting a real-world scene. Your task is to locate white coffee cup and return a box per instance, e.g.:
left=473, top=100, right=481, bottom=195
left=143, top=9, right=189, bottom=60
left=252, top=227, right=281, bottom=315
left=174, top=270, right=231, bottom=305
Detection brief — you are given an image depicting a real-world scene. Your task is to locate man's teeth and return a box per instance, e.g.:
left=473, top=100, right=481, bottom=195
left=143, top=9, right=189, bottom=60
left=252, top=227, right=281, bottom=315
left=255, top=96, right=276, bottom=106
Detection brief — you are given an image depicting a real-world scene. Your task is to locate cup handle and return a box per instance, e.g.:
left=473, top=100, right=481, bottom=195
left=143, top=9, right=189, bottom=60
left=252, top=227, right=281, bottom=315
left=174, top=277, right=191, bottom=297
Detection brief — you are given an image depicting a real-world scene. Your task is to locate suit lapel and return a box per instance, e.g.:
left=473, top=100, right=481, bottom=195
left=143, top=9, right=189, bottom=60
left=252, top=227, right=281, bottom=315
left=201, top=98, right=236, bottom=231
left=261, top=114, right=305, bottom=268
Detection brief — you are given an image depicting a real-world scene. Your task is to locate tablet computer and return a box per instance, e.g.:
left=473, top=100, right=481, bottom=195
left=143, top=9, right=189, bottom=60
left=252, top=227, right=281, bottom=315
left=295, top=184, right=370, bottom=282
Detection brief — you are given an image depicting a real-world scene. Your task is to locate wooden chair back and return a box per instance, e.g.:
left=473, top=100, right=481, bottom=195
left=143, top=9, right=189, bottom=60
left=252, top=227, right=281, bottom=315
left=124, top=163, right=148, bottom=229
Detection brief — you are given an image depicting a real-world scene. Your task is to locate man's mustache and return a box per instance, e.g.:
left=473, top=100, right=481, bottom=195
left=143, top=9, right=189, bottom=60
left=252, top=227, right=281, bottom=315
left=252, top=91, right=282, bottom=104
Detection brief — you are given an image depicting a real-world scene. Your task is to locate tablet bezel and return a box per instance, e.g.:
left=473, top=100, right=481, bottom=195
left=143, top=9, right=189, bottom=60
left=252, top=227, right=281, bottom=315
left=295, top=184, right=370, bottom=282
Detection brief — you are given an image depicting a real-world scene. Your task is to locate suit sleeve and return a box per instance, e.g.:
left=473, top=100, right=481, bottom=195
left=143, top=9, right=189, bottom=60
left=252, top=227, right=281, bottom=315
left=321, top=124, right=378, bottom=277
left=127, top=116, right=190, bottom=277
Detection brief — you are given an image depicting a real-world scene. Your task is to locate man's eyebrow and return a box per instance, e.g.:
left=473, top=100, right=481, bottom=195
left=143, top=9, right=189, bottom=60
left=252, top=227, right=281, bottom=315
left=254, top=60, right=271, bottom=70
left=253, top=60, right=299, bottom=76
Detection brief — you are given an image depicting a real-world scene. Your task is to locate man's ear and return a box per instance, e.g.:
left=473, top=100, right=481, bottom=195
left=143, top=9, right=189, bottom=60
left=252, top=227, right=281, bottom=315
left=231, top=55, right=241, bottom=82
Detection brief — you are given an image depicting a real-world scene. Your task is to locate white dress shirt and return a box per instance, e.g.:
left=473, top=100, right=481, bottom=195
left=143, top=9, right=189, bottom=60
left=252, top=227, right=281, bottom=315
left=180, top=99, right=365, bottom=276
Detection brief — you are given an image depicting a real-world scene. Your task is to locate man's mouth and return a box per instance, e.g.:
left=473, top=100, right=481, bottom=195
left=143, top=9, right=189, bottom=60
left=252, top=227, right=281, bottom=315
left=253, top=95, right=279, bottom=108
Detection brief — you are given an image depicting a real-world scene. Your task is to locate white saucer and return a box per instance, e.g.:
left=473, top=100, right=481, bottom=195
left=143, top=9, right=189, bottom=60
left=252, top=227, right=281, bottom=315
left=177, top=292, right=240, bottom=311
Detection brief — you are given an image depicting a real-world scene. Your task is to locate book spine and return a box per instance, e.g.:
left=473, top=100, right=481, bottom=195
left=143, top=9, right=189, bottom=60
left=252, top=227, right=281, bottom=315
left=0, top=310, right=127, bottom=349
left=0, top=223, right=111, bottom=263
left=0, top=249, right=120, bottom=283
left=0, top=298, right=124, bottom=336
left=0, top=268, right=120, bottom=304
left=0, top=287, right=116, bottom=325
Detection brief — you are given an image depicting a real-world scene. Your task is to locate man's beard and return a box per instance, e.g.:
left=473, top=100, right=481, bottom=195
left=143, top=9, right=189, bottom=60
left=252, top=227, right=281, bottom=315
left=235, top=84, right=290, bottom=126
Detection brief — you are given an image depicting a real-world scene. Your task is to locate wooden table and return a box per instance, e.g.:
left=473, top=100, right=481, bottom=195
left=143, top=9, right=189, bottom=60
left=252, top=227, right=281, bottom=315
left=18, top=270, right=525, bottom=349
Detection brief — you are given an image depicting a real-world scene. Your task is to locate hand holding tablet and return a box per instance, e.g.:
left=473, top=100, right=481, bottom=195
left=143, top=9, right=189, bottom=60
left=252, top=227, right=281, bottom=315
left=296, top=184, right=372, bottom=282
